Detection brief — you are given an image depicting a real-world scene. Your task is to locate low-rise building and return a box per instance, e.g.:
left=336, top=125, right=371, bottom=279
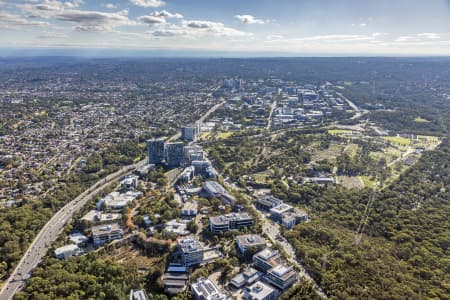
left=253, top=249, right=281, bottom=272
left=81, top=210, right=122, bottom=224
left=202, top=181, right=236, bottom=206
left=191, top=277, right=231, bottom=300
left=243, top=281, right=278, bottom=300
left=179, top=238, right=205, bottom=267
left=209, top=212, right=254, bottom=233
left=181, top=202, right=198, bottom=217
left=230, top=267, right=262, bottom=289
left=236, top=234, right=266, bottom=255
left=121, top=175, right=139, bottom=190
left=165, top=219, right=190, bottom=236
left=255, top=195, right=283, bottom=211
left=102, top=191, right=142, bottom=211
left=68, top=232, right=89, bottom=245
left=129, top=289, right=149, bottom=300
left=265, top=264, right=297, bottom=290
left=269, top=204, right=294, bottom=222
left=91, top=223, right=123, bottom=246
left=54, top=244, right=81, bottom=259
left=163, top=271, right=188, bottom=295
left=269, top=204, right=308, bottom=229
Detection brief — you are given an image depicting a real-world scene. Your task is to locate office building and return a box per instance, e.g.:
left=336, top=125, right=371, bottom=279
left=269, top=204, right=294, bottom=222
left=147, top=138, right=165, bottom=165
left=253, top=249, right=281, bottom=272
left=179, top=166, right=195, bottom=183
left=181, top=202, right=198, bottom=217
left=209, top=212, right=254, bottom=233
left=81, top=210, right=121, bottom=224
left=166, top=142, right=185, bottom=167
left=236, top=234, right=266, bottom=255
left=91, top=223, right=123, bottom=246
left=179, top=238, right=205, bottom=267
left=230, top=267, right=262, bottom=289
left=182, top=125, right=198, bottom=141
left=243, top=282, right=278, bottom=300
left=120, top=175, right=139, bottom=190
left=54, top=244, right=81, bottom=259
left=269, top=203, right=308, bottom=229
left=202, top=181, right=236, bottom=206
left=265, top=264, right=297, bottom=290
left=255, top=195, right=283, bottom=211
left=184, top=145, right=204, bottom=163
left=102, top=191, right=142, bottom=211
left=129, top=289, right=149, bottom=300
left=191, top=277, right=231, bottom=300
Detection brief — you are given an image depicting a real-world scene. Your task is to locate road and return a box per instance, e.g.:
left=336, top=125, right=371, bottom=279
left=336, top=92, right=368, bottom=120
left=0, top=98, right=226, bottom=300
left=0, top=159, right=146, bottom=299
left=266, top=100, right=277, bottom=130
left=257, top=209, right=328, bottom=299
left=167, top=100, right=224, bottom=143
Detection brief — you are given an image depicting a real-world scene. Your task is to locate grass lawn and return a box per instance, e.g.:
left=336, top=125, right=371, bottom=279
left=217, top=131, right=235, bottom=139
left=414, top=116, right=430, bottom=123
left=343, top=143, right=359, bottom=158
left=328, top=129, right=353, bottom=135
left=382, top=136, right=412, bottom=146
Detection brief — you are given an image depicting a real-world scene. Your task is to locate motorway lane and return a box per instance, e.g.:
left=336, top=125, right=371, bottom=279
left=0, top=99, right=226, bottom=299
left=0, top=160, right=146, bottom=300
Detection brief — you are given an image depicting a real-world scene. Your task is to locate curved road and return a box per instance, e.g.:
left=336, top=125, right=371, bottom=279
left=0, top=98, right=225, bottom=300
left=0, top=159, right=147, bottom=299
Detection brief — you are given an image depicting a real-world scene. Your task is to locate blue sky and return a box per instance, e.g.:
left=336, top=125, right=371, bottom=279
left=1, top=0, right=450, bottom=55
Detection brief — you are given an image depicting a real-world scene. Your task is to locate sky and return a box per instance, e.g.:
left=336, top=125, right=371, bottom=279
left=1, top=0, right=450, bottom=56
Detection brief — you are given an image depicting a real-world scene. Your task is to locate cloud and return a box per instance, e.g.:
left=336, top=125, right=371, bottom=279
left=54, top=9, right=134, bottom=31
left=38, top=31, right=68, bottom=38
left=139, top=15, right=166, bottom=25
left=151, top=28, right=188, bottom=37
left=235, top=14, right=265, bottom=25
left=102, top=3, right=117, bottom=9
left=0, top=12, right=49, bottom=29
left=266, top=34, right=283, bottom=40
left=183, top=20, right=250, bottom=36
left=395, top=33, right=441, bottom=42
left=139, top=10, right=183, bottom=26
left=63, top=0, right=83, bottom=9
left=151, top=10, right=183, bottom=19
left=129, top=0, right=164, bottom=7
left=146, top=20, right=250, bottom=38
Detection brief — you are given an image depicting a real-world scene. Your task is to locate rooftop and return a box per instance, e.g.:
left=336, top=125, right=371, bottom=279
left=54, top=244, right=79, bottom=256
left=178, top=238, right=203, bottom=253
left=210, top=212, right=253, bottom=226
left=91, top=223, right=122, bottom=236
left=244, top=282, right=276, bottom=300
left=270, top=203, right=293, bottom=215
left=268, top=264, right=296, bottom=280
left=236, top=234, right=265, bottom=247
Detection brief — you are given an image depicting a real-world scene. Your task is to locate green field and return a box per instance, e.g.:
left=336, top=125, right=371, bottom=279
left=382, top=136, right=412, bottom=146
left=328, top=129, right=353, bottom=135
left=414, top=116, right=430, bottom=123
left=216, top=131, right=235, bottom=139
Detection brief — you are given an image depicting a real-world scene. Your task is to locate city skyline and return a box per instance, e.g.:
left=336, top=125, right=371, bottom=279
left=1, top=0, right=450, bottom=56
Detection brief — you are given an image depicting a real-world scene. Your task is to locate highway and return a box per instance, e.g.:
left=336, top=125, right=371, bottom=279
left=0, top=98, right=226, bottom=300
left=0, top=159, right=147, bottom=299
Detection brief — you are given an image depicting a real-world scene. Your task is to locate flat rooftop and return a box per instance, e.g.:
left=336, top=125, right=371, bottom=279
left=178, top=238, right=203, bottom=253
left=236, top=234, right=265, bottom=247
left=91, top=223, right=122, bottom=235
left=245, top=282, right=276, bottom=300
left=270, top=203, right=293, bottom=214
left=210, top=212, right=253, bottom=226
